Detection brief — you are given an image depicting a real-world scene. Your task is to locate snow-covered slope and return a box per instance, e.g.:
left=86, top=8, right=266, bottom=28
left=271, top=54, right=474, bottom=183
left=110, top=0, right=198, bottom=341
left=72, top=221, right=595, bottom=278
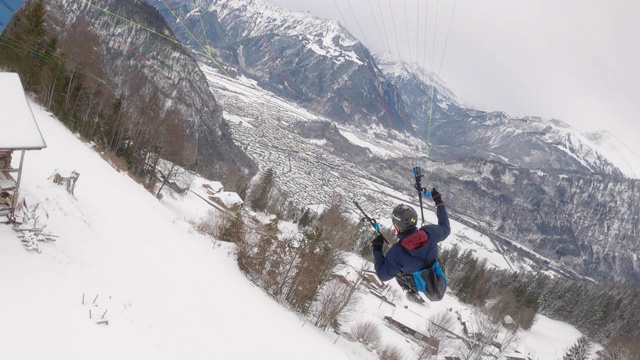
left=0, top=102, right=351, bottom=359
left=0, top=98, right=595, bottom=359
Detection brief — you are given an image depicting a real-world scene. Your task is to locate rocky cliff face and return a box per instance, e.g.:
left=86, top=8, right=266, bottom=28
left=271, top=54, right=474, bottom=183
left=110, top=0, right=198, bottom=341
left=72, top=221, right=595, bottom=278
left=429, top=159, right=640, bottom=282
left=146, top=0, right=413, bottom=134
left=44, top=0, right=255, bottom=179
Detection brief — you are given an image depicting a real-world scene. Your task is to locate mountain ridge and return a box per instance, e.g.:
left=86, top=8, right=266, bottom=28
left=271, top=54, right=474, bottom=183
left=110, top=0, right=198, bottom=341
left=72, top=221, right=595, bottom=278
left=146, top=0, right=414, bottom=133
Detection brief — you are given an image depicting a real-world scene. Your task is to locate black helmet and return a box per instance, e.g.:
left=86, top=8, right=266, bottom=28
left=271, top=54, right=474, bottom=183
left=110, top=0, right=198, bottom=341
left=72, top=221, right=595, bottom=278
left=392, top=204, right=418, bottom=233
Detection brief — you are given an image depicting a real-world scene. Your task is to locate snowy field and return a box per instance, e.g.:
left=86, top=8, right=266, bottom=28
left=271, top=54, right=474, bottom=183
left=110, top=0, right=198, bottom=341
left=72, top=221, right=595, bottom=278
left=0, top=99, right=593, bottom=358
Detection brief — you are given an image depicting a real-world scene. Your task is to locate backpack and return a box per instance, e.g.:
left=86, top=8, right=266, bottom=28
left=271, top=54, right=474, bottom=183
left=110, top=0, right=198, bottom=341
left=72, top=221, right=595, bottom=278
left=398, top=229, right=447, bottom=301
left=412, top=261, right=447, bottom=302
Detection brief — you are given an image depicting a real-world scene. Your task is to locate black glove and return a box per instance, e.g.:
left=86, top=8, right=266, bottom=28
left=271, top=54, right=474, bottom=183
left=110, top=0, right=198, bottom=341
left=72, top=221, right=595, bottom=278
left=430, top=188, right=443, bottom=206
left=371, top=234, right=384, bottom=252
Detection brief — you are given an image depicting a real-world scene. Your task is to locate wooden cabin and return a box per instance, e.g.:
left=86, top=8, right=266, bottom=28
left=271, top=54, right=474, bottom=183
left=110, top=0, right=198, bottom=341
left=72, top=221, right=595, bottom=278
left=384, top=305, right=440, bottom=354
left=0, top=73, right=47, bottom=222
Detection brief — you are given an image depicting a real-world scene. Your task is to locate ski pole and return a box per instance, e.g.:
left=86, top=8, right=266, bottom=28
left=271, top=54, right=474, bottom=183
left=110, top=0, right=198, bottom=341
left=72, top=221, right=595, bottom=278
left=353, top=200, right=389, bottom=244
left=413, top=167, right=431, bottom=225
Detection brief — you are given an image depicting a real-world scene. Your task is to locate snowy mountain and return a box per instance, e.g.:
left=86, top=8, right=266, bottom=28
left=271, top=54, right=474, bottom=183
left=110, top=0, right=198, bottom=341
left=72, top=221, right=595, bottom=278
left=583, top=130, right=640, bottom=179
left=146, top=0, right=412, bottom=133
left=376, top=55, right=638, bottom=178
left=375, top=52, right=461, bottom=134
left=0, top=97, right=591, bottom=359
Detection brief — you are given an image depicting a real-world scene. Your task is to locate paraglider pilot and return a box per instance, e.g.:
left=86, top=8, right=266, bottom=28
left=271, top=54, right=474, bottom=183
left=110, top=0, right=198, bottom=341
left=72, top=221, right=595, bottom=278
left=372, top=188, right=451, bottom=301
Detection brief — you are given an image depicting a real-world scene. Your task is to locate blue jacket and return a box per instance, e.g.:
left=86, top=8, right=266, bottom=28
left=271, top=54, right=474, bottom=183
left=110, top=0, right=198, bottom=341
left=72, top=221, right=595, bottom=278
left=373, top=205, right=451, bottom=281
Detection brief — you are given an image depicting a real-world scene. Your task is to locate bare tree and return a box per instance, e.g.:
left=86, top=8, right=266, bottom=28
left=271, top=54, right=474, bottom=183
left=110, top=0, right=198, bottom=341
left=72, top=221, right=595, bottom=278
left=194, top=210, right=216, bottom=237
left=284, top=198, right=353, bottom=313
left=426, top=311, right=457, bottom=340
left=597, top=336, right=640, bottom=360
left=349, top=321, right=381, bottom=349
left=215, top=209, right=245, bottom=243
left=378, top=344, right=405, bottom=360
left=490, top=291, right=534, bottom=331
left=312, top=279, right=360, bottom=330
left=459, top=316, right=503, bottom=360
left=385, top=288, right=402, bottom=304
left=416, top=311, right=457, bottom=359
left=154, top=161, right=178, bottom=197
left=263, top=238, right=292, bottom=297
left=236, top=232, right=275, bottom=279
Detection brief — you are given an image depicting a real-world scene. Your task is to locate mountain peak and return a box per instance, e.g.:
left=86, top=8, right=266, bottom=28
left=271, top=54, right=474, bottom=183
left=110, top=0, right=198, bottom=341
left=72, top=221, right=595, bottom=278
left=374, top=51, right=461, bottom=107
left=203, top=0, right=361, bottom=50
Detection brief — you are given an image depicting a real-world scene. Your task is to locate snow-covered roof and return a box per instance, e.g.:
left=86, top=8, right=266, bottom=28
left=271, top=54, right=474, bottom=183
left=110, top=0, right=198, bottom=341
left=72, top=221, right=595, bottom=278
left=503, top=352, right=527, bottom=359
left=458, top=308, right=472, bottom=323
left=504, top=315, right=515, bottom=325
left=0, top=73, right=46, bottom=150
left=187, top=176, right=224, bottom=204
left=361, top=269, right=382, bottom=282
left=200, top=180, right=223, bottom=193
left=387, top=305, right=428, bottom=335
left=211, top=191, right=243, bottom=208
left=332, top=264, right=359, bottom=285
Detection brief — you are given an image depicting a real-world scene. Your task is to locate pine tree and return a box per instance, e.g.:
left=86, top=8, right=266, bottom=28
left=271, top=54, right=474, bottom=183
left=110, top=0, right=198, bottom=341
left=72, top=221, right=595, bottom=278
left=563, top=336, right=591, bottom=360
left=0, top=0, right=57, bottom=93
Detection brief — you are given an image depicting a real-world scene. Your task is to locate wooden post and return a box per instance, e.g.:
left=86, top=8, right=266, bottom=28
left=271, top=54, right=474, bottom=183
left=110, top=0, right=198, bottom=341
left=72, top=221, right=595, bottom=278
left=9, top=150, right=25, bottom=220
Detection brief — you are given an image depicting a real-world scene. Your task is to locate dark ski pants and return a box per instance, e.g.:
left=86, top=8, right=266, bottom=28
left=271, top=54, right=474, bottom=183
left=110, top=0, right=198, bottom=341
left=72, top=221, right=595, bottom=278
left=396, top=272, right=418, bottom=293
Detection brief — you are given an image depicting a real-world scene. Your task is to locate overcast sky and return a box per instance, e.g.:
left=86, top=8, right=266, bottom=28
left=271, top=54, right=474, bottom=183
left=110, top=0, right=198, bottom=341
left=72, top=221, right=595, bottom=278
left=268, top=0, right=640, bottom=156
